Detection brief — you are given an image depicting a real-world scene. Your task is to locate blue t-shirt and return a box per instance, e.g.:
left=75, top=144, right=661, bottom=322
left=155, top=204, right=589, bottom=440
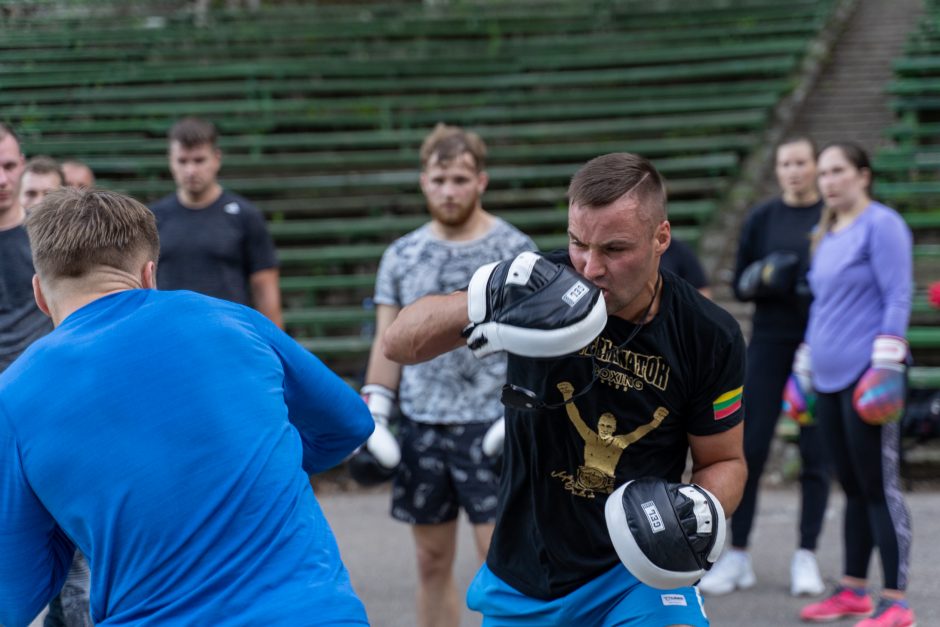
left=0, top=290, right=372, bottom=626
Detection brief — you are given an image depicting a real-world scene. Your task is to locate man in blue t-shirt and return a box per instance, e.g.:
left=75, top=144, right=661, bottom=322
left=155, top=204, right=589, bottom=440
left=0, top=187, right=373, bottom=626
left=150, top=116, right=283, bottom=327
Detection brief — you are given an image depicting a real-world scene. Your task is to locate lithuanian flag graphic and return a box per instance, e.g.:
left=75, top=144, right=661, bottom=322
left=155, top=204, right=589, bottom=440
left=713, top=386, right=743, bottom=420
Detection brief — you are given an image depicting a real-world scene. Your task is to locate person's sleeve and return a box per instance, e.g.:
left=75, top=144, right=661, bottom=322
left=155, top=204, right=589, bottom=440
left=242, top=204, right=279, bottom=274
left=0, top=406, right=75, bottom=626
left=732, top=208, right=760, bottom=301
left=252, top=316, right=373, bottom=474
left=685, top=325, right=747, bottom=436
left=870, top=211, right=913, bottom=337
left=373, top=245, right=401, bottom=307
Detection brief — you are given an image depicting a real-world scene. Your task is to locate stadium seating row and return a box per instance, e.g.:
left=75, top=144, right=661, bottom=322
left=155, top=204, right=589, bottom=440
left=0, top=0, right=840, bottom=375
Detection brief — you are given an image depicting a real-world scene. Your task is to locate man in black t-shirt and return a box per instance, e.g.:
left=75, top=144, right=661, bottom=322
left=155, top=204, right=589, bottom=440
left=150, top=117, right=282, bottom=327
left=661, top=237, right=711, bottom=298
left=383, top=153, right=746, bottom=626
left=0, top=125, right=52, bottom=373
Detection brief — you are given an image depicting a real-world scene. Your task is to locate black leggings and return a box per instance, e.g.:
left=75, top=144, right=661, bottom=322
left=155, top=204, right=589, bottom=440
left=730, top=339, right=831, bottom=550
left=816, top=385, right=912, bottom=591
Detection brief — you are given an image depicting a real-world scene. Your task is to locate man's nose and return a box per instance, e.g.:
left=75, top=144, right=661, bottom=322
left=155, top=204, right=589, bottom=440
left=582, top=250, right=605, bottom=279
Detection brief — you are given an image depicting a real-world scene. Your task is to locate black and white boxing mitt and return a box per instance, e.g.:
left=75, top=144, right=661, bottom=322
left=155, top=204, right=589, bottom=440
left=464, top=252, right=607, bottom=358
left=605, top=477, right=726, bottom=590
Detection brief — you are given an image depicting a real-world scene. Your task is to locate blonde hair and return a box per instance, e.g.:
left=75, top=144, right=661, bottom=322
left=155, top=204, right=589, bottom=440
left=419, top=123, right=487, bottom=171
left=26, top=187, right=159, bottom=280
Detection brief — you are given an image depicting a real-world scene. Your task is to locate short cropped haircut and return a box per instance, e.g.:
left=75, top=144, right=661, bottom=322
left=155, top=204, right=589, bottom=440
left=567, top=152, right=668, bottom=227
left=168, top=116, right=218, bottom=149
left=0, top=121, right=19, bottom=144
left=26, top=188, right=160, bottom=281
left=419, top=123, right=487, bottom=171
left=23, top=155, right=64, bottom=185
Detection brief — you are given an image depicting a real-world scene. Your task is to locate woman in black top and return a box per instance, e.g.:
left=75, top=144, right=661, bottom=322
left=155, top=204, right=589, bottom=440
left=699, top=136, right=830, bottom=598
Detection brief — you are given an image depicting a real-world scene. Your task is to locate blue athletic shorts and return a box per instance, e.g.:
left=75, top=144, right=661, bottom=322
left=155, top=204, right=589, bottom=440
left=466, top=562, right=709, bottom=627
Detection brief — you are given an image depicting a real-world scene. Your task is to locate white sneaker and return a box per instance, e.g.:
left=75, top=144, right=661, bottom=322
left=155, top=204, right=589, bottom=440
left=790, top=549, right=825, bottom=596
left=697, top=550, right=756, bottom=596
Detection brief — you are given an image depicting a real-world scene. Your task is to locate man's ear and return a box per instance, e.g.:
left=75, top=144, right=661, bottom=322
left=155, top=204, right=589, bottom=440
left=142, top=260, right=157, bottom=289
left=32, top=274, right=51, bottom=317
left=476, top=170, right=489, bottom=195
left=653, top=220, right=671, bottom=256
left=418, top=170, right=430, bottom=196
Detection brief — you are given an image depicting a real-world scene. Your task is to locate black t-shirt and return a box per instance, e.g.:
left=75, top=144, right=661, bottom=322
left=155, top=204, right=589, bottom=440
left=660, top=238, right=708, bottom=289
left=0, top=225, right=53, bottom=371
left=733, top=196, right=823, bottom=342
left=150, top=190, right=278, bottom=306
left=487, top=253, right=746, bottom=600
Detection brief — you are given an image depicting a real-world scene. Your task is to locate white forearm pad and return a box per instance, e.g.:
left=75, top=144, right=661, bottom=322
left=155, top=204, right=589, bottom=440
left=872, top=335, right=908, bottom=369
left=482, top=417, right=505, bottom=457
left=361, top=383, right=395, bottom=424
left=365, top=422, right=401, bottom=469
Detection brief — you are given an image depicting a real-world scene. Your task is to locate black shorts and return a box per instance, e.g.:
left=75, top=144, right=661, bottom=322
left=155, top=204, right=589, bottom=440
left=391, top=418, right=499, bottom=525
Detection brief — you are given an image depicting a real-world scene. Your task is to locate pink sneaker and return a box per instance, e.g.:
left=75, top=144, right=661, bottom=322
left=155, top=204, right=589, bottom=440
left=854, top=599, right=917, bottom=627
left=800, top=586, right=873, bottom=622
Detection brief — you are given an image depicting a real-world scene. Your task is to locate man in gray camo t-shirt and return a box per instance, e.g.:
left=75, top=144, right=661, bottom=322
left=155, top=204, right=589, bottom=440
left=362, top=124, right=534, bottom=627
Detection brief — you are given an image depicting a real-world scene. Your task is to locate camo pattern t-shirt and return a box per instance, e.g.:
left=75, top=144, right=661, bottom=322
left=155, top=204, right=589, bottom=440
left=374, top=218, right=534, bottom=425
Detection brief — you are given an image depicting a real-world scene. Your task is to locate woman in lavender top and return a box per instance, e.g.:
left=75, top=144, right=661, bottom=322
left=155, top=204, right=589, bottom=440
left=798, top=143, right=915, bottom=627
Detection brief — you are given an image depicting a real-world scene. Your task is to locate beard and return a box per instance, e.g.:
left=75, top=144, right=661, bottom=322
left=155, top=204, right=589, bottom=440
left=427, top=195, right=478, bottom=227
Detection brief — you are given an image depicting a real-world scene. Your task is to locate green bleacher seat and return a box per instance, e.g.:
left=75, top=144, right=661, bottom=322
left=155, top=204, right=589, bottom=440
left=0, top=0, right=840, bottom=372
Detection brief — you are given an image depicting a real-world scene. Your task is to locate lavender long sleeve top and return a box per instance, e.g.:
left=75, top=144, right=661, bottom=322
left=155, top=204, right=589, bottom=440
left=806, top=201, right=913, bottom=393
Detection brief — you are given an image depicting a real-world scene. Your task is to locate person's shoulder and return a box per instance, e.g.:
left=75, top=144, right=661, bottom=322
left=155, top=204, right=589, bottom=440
left=149, top=289, right=266, bottom=326
left=384, top=223, right=434, bottom=255
left=218, top=190, right=264, bottom=216
left=149, top=193, right=181, bottom=214
left=867, top=201, right=908, bottom=229
left=745, top=196, right=785, bottom=221
left=667, top=273, right=741, bottom=342
left=491, top=216, right=534, bottom=240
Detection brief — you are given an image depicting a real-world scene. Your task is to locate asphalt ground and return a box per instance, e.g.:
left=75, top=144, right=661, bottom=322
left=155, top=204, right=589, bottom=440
left=316, top=482, right=940, bottom=627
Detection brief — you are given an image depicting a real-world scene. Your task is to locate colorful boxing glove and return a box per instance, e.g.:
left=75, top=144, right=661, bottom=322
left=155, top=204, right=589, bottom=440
left=782, top=343, right=815, bottom=426
left=853, top=335, right=908, bottom=426
left=360, top=384, right=401, bottom=469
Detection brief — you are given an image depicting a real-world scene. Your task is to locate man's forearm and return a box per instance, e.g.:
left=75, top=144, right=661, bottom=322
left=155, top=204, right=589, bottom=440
left=250, top=269, right=283, bottom=328
left=690, top=458, right=747, bottom=516
left=383, top=292, right=468, bottom=364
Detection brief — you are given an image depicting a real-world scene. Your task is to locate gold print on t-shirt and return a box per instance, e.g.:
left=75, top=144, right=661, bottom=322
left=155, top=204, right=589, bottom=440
left=550, top=381, right=668, bottom=499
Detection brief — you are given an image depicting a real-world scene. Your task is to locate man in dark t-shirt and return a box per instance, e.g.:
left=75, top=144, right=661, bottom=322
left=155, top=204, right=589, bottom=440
left=382, top=153, right=746, bottom=626
left=150, top=117, right=282, bottom=327
left=661, top=237, right=711, bottom=298
left=0, top=124, right=52, bottom=372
